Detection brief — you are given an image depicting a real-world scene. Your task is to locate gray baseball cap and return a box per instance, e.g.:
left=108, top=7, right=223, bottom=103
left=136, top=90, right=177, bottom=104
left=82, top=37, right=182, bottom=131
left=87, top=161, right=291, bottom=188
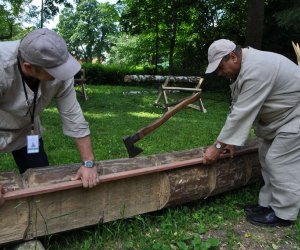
left=18, top=28, right=81, bottom=81
left=205, top=39, right=236, bottom=74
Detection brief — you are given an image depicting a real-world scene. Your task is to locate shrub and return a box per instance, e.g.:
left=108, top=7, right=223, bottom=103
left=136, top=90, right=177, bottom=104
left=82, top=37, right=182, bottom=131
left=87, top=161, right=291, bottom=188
left=81, top=62, right=230, bottom=91
left=82, top=63, right=144, bottom=86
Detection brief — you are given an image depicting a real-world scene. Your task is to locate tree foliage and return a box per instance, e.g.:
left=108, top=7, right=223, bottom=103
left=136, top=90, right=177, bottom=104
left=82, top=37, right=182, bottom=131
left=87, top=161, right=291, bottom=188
left=24, top=0, right=73, bottom=28
left=273, top=0, right=300, bottom=32
left=0, top=0, right=31, bottom=40
left=263, top=0, right=300, bottom=58
left=108, top=34, right=152, bottom=66
left=116, top=0, right=247, bottom=74
left=57, top=0, right=119, bottom=62
left=40, top=0, right=72, bottom=28
left=1, top=0, right=299, bottom=74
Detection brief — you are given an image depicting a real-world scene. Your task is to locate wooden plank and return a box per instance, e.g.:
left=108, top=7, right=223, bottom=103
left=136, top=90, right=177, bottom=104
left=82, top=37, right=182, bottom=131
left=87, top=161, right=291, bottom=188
left=292, top=41, right=300, bottom=65
left=162, top=87, right=202, bottom=92
left=4, top=145, right=255, bottom=200
left=0, top=142, right=261, bottom=245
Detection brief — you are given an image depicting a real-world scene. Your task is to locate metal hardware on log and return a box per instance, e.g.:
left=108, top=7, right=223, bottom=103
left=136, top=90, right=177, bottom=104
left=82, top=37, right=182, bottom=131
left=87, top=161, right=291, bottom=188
left=123, top=92, right=201, bottom=158
left=0, top=141, right=261, bottom=246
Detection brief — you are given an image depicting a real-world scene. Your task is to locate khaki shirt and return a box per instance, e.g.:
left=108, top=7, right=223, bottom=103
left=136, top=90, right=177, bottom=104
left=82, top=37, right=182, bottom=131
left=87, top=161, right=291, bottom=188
left=0, top=40, right=90, bottom=152
left=218, top=48, right=300, bottom=145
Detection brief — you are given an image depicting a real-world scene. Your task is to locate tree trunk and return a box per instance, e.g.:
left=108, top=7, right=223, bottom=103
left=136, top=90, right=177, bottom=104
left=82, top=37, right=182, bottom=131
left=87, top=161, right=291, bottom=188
left=0, top=142, right=261, bottom=245
left=155, top=16, right=159, bottom=74
left=124, top=75, right=201, bottom=83
left=168, top=0, right=178, bottom=75
left=245, top=0, right=264, bottom=49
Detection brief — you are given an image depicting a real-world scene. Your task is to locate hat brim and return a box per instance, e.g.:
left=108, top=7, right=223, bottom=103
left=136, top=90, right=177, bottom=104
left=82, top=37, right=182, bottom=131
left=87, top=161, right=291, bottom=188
left=45, top=53, right=81, bottom=81
left=205, top=58, right=222, bottom=74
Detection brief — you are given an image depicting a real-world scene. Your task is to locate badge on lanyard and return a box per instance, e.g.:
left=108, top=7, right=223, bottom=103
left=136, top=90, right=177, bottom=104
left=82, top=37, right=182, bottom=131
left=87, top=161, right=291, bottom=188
left=27, top=134, right=39, bottom=154
left=24, top=88, right=39, bottom=154
left=18, top=58, right=40, bottom=154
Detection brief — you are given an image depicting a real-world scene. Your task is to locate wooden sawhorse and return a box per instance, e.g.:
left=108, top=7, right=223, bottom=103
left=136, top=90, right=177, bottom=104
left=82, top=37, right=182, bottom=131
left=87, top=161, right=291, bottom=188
left=154, top=76, right=207, bottom=113
left=74, top=69, right=88, bottom=101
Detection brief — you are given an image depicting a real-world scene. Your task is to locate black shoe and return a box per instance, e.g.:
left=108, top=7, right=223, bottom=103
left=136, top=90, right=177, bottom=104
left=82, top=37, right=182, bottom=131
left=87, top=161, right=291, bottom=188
left=244, top=204, right=269, bottom=215
left=247, top=208, right=293, bottom=227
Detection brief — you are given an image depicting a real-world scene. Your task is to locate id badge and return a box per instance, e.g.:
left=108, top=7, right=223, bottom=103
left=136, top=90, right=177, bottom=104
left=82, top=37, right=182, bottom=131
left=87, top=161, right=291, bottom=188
left=27, top=135, right=39, bottom=154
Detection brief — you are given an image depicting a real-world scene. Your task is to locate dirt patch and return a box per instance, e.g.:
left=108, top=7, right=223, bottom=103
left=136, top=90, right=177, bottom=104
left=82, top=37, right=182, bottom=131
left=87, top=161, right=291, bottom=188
left=202, top=217, right=299, bottom=249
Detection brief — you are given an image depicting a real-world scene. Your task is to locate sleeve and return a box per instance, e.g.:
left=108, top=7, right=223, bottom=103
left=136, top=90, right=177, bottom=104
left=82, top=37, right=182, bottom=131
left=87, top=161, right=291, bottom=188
left=55, top=78, right=90, bottom=138
left=217, top=64, right=275, bottom=146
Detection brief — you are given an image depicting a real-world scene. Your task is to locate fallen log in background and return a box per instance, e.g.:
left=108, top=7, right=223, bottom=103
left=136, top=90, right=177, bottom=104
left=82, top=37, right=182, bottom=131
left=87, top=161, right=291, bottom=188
left=124, top=75, right=201, bottom=83
left=0, top=142, right=261, bottom=246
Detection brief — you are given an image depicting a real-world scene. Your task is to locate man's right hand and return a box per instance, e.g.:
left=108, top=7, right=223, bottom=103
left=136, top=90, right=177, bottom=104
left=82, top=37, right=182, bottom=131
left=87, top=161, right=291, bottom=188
left=203, top=144, right=222, bottom=164
left=71, top=166, right=98, bottom=188
left=0, top=185, right=5, bottom=206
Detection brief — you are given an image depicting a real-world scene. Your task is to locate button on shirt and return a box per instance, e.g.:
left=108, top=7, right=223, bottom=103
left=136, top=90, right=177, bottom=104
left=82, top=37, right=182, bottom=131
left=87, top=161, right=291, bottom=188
left=0, top=40, right=90, bottom=152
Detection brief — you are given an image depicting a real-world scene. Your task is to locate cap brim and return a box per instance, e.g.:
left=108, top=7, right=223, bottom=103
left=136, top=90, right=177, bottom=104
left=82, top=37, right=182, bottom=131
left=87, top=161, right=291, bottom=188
left=205, top=58, right=222, bottom=74
left=45, top=53, right=81, bottom=81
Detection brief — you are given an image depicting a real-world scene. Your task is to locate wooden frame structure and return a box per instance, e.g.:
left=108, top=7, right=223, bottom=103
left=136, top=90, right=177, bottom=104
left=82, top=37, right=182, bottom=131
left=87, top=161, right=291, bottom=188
left=74, top=69, right=88, bottom=101
left=124, top=75, right=207, bottom=113
left=154, top=76, right=206, bottom=112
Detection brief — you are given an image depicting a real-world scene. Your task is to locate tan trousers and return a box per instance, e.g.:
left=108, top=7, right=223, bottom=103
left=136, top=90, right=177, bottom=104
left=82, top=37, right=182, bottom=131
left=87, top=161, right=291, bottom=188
left=258, top=132, right=300, bottom=220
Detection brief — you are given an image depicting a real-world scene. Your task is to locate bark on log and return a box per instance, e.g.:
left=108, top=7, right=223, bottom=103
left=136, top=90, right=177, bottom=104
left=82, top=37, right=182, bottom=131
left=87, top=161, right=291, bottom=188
left=124, top=75, right=201, bottom=83
left=0, top=141, right=261, bottom=246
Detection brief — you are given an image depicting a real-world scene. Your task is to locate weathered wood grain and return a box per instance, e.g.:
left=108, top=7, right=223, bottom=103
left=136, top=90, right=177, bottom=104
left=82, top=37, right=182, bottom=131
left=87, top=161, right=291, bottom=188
left=0, top=142, right=261, bottom=246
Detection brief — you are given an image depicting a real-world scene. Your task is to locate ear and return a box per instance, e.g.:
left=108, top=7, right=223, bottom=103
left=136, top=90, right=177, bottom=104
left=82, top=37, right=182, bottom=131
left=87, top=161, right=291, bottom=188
left=22, top=62, right=34, bottom=75
left=230, top=52, right=238, bottom=63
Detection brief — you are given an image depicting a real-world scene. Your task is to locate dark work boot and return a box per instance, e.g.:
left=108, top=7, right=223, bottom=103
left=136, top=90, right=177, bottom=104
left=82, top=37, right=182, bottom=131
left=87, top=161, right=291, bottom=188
left=244, top=204, right=269, bottom=215
left=246, top=208, right=293, bottom=227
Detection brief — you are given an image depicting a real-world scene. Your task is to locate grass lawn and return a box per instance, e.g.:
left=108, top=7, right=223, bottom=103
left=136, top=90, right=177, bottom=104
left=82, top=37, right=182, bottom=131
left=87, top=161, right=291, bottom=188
left=0, top=84, right=230, bottom=171
left=1, top=85, right=299, bottom=249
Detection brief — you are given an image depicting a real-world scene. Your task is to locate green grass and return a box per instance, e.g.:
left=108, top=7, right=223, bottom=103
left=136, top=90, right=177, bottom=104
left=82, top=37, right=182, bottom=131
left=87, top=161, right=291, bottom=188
left=2, top=85, right=298, bottom=249
left=44, top=184, right=261, bottom=250
left=0, top=85, right=230, bottom=171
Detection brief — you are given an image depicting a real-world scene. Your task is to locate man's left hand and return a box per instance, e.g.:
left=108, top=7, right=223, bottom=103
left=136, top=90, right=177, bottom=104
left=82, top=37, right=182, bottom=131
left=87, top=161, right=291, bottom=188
left=71, top=166, right=98, bottom=188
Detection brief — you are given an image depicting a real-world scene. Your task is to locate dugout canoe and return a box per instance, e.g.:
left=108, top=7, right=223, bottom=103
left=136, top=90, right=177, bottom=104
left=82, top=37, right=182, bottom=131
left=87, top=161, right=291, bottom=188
left=0, top=141, right=261, bottom=246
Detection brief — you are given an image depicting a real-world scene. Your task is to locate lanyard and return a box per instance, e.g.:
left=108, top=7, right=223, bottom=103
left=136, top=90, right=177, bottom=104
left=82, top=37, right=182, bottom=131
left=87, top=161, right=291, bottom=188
left=17, top=58, right=40, bottom=134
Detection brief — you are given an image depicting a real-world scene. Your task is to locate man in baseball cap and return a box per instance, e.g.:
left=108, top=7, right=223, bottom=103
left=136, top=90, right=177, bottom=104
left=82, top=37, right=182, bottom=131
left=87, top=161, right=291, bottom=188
left=203, top=38, right=300, bottom=227
left=0, top=28, right=98, bottom=189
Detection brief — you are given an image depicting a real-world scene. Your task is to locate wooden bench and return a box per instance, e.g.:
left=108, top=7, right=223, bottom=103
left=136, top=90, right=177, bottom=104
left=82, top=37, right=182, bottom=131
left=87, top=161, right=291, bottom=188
left=124, top=75, right=206, bottom=113
left=74, top=69, right=88, bottom=101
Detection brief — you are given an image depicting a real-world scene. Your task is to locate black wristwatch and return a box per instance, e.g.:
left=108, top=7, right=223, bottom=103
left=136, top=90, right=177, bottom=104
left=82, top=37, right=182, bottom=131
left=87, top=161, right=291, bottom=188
left=82, top=160, right=95, bottom=168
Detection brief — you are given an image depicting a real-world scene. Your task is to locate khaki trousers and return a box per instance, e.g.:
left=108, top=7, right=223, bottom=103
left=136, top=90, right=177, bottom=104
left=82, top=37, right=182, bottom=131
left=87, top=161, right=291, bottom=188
left=258, top=132, right=300, bottom=220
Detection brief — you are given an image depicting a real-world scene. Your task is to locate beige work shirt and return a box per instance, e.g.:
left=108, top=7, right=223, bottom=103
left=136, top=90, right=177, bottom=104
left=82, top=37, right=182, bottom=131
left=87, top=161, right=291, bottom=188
left=0, top=40, right=90, bottom=152
left=218, top=47, right=300, bottom=145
